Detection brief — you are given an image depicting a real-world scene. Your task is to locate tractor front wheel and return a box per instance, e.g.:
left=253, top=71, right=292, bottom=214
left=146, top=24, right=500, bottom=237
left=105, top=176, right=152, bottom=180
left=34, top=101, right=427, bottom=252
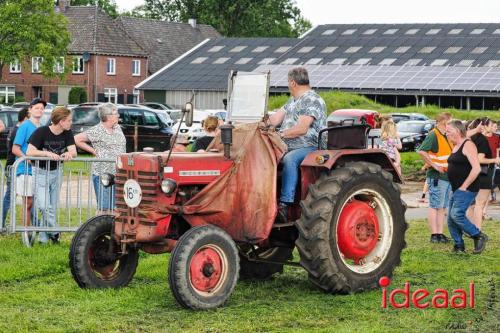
left=296, top=162, right=407, bottom=293
left=168, top=225, right=239, bottom=310
left=69, top=215, right=138, bottom=288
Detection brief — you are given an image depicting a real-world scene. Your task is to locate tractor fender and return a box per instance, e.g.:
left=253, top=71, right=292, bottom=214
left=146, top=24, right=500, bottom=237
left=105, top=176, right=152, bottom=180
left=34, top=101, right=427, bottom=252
left=299, top=149, right=403, bottom=200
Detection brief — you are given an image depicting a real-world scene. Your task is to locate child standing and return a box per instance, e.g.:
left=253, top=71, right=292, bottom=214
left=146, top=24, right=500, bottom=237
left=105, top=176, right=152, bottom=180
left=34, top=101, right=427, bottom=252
left=379, top=119, right=402, bottom=174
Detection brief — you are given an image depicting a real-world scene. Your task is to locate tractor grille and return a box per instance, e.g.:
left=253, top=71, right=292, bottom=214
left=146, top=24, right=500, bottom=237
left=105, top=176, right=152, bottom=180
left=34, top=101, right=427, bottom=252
left=115, top=169, right=160, bottom=226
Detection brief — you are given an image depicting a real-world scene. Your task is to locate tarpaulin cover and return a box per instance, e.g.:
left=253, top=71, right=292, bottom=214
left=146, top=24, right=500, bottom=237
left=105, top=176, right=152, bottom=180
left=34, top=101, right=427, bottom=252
left=173, top=122, right=286, bottom=243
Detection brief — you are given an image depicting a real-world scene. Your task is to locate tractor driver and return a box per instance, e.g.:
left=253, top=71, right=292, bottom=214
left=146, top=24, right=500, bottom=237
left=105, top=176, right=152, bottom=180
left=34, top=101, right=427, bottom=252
left=268, top=67, right=327, bottom=221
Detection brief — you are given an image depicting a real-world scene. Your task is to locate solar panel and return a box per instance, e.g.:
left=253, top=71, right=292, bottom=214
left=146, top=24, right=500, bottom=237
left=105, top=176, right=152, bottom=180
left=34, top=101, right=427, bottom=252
left=255, top=64, right=500, bottom=93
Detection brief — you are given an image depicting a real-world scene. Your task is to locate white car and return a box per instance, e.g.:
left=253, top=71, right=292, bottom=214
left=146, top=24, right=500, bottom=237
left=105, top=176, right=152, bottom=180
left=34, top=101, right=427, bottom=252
left=171, top=110, right=212, bottom=142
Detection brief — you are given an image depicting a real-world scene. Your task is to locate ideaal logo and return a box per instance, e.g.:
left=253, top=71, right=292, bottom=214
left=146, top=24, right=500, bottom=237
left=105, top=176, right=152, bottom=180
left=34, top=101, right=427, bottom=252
left=379, top=276, right=475, bottom=309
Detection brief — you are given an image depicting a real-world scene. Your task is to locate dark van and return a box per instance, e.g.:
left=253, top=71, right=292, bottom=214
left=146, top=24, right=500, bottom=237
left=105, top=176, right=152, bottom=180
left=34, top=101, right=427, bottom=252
left=72, top=105, right=173, bottom=152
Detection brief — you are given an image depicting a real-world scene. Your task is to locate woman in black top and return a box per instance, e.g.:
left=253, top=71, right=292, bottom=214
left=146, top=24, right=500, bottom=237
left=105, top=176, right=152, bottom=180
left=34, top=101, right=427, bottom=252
left=192, top=116, right=219, bottom=152
left=446, top=120, right=487, bottom=254
left=467, top=118, right=500, bottom=230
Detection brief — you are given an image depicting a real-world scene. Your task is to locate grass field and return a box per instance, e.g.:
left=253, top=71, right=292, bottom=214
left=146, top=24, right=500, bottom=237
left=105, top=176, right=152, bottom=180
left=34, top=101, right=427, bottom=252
left=0, top=220, right=498, bottom=333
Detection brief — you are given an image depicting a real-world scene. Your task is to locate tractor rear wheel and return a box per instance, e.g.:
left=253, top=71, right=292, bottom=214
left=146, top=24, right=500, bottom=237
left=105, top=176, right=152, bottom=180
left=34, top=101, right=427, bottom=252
left=238, top=246, right=293, bottom=280
left=69, top=215, right=138, bottom=288
left=168, top=225, right=239, bottom=310
left=296, top=162, right=407, bottom=293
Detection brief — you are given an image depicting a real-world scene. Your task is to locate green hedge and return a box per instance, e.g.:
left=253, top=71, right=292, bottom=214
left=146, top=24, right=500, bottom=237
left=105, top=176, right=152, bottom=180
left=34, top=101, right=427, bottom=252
left=269, top=91, right=500, bottom=120
left=68, top=87, right=87, bottom=104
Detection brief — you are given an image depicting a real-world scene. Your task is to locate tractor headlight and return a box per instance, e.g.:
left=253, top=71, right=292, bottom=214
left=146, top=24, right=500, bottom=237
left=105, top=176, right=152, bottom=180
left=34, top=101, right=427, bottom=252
left=161, top=178, right=177, bottom=195
left=100, top=173, right=115, bottom=187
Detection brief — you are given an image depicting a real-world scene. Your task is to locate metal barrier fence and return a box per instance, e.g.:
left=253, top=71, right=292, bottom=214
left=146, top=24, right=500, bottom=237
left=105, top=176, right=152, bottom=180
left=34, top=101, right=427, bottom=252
left=6, top=156, right=115, bottom=247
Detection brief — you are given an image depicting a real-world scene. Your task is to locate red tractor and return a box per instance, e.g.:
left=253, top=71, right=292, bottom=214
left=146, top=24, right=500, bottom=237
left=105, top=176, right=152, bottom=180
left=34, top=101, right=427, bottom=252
left=69, top=73, right=407, bottom=310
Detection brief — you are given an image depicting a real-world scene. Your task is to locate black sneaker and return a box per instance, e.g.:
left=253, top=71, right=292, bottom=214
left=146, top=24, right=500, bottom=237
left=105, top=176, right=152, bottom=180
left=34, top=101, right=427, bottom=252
left=452, top=244, right=465, bottom=254
left=49, top=233, right=60, bottom=245
left=472, top=232, right=488, bottom=254
left=438, top=234, right=450, bottom=243
left=430, top=234, right=440, bottom=243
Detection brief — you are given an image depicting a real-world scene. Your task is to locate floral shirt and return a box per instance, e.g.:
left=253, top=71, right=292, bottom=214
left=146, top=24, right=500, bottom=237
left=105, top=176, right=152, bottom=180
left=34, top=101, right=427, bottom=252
left=379, top=137, right=400, bottom=161
left=86, top=123, right=126, bottom=175
left=281, top=90, right=327, bottom=151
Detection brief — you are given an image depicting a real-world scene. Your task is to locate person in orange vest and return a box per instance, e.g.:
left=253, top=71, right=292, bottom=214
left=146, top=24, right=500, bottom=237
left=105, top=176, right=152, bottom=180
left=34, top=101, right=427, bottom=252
left=418, top=112, right=453, bottom=243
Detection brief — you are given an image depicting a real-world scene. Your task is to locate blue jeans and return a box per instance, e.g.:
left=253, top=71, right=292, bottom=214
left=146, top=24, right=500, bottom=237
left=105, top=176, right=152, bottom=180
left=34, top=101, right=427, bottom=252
left=447, top=189, right=481, bottom=246
left=92, top=175, right=115, bottom=210
left=280, top=146, right=316, bottom=203
left=33, top=167, right=63, bottom=243
left=2, top=174, right=11, bottom=228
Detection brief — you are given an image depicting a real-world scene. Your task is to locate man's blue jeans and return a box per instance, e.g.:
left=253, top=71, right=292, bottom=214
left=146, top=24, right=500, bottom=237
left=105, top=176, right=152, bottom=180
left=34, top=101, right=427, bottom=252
left=280, top=146, right=316, bottom=203
left=447, top=189, right=481, bottom=246
left=1, top=174, right=11, bottom=228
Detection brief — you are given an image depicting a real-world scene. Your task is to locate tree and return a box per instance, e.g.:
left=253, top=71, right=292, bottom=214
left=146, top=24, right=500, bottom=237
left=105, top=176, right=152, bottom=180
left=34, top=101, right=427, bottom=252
left=127, top=0, right=312, bottom=37
left=70, top=0, right=119, bottom=18
left=0, top=0, right=70, bottom=80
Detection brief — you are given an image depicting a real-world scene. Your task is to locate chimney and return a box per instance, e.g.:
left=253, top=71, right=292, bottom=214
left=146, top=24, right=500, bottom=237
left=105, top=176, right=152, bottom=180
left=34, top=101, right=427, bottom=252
left=188, top=18, right=197, bottom=29
left=57, top=0, right=70, bottom=13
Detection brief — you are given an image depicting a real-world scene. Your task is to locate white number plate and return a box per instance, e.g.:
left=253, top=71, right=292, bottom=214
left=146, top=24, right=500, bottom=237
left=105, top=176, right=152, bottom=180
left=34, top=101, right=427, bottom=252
left=123, top=179, right=142, bottom=208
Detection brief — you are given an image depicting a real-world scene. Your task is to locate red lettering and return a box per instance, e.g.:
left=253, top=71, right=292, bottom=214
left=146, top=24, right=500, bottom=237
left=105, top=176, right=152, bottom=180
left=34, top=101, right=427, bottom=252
left=379, top=276, right=391, bottom=309
left=382, top=288, right=387, bottom=308
left=390, top=282, right=410, bottom=308
left=451, top=289, right=467, bottom=308
left=470, top=282, right=475, bottom=308
left=432, top=289, right=449, bottom=308
left=412, top=289, right=430, bottom=309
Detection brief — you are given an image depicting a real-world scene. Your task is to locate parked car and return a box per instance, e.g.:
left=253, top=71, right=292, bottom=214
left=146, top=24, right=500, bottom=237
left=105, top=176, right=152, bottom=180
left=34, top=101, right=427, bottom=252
left=139, top=102, right=174, bottom=111
left=127, top=104, right=175, bottom=126
left=327, top=109, right=379, bottom=128
left=0, top=108, right=21, bottom=157
left=171, top=110, right=212, bottom=143
left=396, top=120, right=435, bottom=151
left=390, top=113, right=429, bottom=123
left=71, top=105, right=173, bottom=152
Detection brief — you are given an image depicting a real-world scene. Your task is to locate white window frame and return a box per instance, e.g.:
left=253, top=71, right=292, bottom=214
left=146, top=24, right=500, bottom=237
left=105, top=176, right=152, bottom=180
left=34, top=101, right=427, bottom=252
left=0, top=86, right=15, bottom=104
left=132, top=59, right=140, bottom=76
left=32, top=57, right=42, bottom=73
left=106, top=58, right=116, bottom=75
left=53, top=57, right=65, bottom=73
left=104, top=88, right=117, bottom=103
left=10, top=60, right=21, bottom=73
left=73, top=56, right=84, bottom=74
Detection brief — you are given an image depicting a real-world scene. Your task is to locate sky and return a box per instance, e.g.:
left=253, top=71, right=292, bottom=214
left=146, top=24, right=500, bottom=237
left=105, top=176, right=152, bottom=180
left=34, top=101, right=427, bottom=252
left=114, top=0, right=500, bottom=25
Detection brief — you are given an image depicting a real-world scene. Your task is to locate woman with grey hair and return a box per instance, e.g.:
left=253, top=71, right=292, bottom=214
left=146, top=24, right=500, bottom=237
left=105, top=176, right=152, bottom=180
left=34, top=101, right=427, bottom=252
left=74, top=103, right=126, bottom=211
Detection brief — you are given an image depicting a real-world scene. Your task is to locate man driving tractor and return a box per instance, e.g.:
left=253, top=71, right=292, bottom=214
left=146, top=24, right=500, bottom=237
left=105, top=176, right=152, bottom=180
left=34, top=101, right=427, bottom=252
left=268, top=67, right=327, bottom=221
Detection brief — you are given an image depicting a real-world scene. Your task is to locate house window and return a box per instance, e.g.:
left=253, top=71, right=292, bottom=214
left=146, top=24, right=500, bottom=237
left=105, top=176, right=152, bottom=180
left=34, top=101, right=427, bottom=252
left=405, top=59, right=422, bottom=66
left=132, top=59, right=140, bottom=76
left=274, top=46, right=291, bottom=53
left=104, top=88, right=117, bottom=103
left=419, top=47, right=436, bottom=53
left=106, top=58, right=116, bottom=75
left=471, top=29, right=485, bottom=35
left=342, top=29, right=357, bottom=35
left=369, top=47, right=386, bottom=53
left=73, top=56, right=84, bottom=74
left=305, top=58, right=322, bottom=65
left=0, top=86, right=15, bottom=104
left=281, top=58, right=298, bottom=65
left=32, top=57, right=42, bottom=73
left=235, top=57, right=252, bottom=65
left=383, top=29, right=398, bottom=35
left=10, top=60, right=21, bottom=73
left=363, top=29, right=378, bottom=35
left=229, top=46, right=247, bottom=53
left=53, top=57, right=64, bottom=73
left=379, top=58, right=396, bottom=65
left=471, top=47, right=487, bottom=54
left=252, top=46, right=268, bottom=53
left=208, top=45, right=224, bottom=52
left=445, top=47, right=462, bottom=54
left=353, top=58, right=371, bottom=65
left=457, top=59, right=474, bottom=66
left=430, top=59, right=448, bottom=66
left=448, top=28, right=463, bottom=35
left=426, top=29, right=441, bottom=35
left=330, top=58, right=347, bottom=65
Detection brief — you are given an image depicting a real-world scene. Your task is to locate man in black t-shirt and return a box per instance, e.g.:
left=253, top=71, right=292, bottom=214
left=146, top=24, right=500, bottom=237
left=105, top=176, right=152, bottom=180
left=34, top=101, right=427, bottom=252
left=27, top=107, right=76, bottom=245
left=2, top=107, right=29, bottom=226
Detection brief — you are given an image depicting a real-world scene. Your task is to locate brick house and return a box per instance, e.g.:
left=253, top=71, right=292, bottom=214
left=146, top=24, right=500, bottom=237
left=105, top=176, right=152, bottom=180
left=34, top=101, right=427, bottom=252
left=0, top=1, right=221, bottom=106
left=0, top=1, right=148, bottom=105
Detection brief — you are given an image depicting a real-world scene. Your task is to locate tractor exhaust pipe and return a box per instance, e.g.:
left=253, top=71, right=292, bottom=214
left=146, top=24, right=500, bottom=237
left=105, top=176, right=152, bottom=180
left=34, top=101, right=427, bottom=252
left=220, top=122, right=234, bottom=159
